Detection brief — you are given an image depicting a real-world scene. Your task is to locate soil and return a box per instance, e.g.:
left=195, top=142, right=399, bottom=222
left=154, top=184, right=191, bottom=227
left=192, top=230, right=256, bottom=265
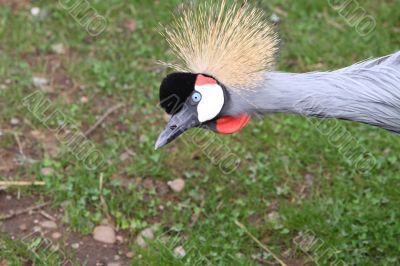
left=0, top=192, right=132, bottom=265
left=0, top=0, right=30, bottom=12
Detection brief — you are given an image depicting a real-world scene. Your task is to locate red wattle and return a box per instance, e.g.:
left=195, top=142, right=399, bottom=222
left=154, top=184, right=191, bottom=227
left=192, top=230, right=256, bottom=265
left=216, top=114, right=251, bottom=134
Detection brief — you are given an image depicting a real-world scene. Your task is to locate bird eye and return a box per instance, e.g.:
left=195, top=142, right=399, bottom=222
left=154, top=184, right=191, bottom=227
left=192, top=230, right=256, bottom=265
left=191, top=92, right=202, bottom=103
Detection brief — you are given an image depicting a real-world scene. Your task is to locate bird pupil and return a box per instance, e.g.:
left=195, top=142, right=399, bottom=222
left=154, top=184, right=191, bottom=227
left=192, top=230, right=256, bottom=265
left=192, top=92, right=201, bottom=102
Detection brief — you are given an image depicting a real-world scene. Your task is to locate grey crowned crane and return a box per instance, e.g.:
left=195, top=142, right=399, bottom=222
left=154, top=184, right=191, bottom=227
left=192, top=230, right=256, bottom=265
left=155, top=1, right=400, bottom=149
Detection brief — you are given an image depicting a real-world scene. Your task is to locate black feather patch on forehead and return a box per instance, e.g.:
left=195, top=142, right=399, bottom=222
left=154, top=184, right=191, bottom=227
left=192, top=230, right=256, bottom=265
left=159, top=72, right=197, bottom=115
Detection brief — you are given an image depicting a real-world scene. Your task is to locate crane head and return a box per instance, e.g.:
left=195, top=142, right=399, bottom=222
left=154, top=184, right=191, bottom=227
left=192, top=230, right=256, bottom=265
left=155, top=72, right=250, bottom=149
left=155, top=1, right=279, bottom=149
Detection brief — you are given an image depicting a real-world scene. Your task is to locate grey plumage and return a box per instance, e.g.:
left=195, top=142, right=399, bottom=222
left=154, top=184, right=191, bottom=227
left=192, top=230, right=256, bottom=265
left=156, top=0, right=400, bottom=149
left=222, top=52, right=400, bottom=133
left=156, top=0, right=400, bottom=148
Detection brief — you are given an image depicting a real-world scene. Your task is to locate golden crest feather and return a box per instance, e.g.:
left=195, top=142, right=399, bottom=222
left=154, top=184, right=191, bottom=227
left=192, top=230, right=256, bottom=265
left=160, top=0, right=279, bottom=89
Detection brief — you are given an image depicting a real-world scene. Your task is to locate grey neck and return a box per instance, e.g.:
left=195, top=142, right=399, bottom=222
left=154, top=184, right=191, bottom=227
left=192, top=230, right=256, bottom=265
left=222, top=68, right=400, bottom=133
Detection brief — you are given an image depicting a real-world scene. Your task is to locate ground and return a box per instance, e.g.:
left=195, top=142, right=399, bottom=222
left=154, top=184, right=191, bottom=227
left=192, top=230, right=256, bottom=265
left=0, top=0, right=400, bottom=265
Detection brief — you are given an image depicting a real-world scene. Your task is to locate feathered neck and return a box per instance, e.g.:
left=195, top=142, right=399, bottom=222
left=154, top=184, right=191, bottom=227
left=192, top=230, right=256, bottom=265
left=222, top=60, right=400, bottom=133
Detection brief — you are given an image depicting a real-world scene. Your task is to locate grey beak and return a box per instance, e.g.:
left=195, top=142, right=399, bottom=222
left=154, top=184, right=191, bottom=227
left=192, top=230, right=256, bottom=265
left=155, top=105, right=200, bottom=149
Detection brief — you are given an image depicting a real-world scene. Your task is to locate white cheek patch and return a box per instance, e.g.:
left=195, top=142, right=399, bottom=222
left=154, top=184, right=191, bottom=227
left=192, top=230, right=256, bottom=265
left=195, top=84, right=224, bottom=123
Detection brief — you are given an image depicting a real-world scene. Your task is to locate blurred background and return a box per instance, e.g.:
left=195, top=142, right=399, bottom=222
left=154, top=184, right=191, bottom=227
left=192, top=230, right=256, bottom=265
left=0, top=0, right=399, bottom=265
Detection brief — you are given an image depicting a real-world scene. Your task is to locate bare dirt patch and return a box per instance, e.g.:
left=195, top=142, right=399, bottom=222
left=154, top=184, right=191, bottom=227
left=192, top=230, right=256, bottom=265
left=0, top=127, right=60, bottom=177
left=29, top=129, right=60, bottom=158
left=0, top=192, right=133, bottom=265
left=25, top=53, right=76, bottom=97
left=0, top=149, right=19, bottom=176
left=0, top=0, right=30, bottom=12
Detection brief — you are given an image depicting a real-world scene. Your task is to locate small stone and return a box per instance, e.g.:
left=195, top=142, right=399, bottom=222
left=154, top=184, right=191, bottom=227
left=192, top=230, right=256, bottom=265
left=10, top=118, right=20, bottom=125
left=119, top=152, right=131, bottom=162
left=270, top=13, right=280, bottom=24
left=140, top=228, right=154, bottom=239
left=71, top=243, right=80, bottom=249
left=31, top=7, right=41, bottom=16
left=32, top=76, right=49, bottom=88
left=126, top=251, right=134, bottom=258
left=33, top=220, right=39, bottom=224
left=122, top=19, right=137, bottom=32
left=40, top=220, right=58, bottom=229
left=93, top=225, right=116, bottom=244
left=305, top=174, right=314, bottom=187
left=51, top=232, right=62, bottom=240
left=40, top=167, right=54, bottom=176
left=174, top=246, right=186, bottom=258
left=167, top=178, right=185, bottom=193
left=80, top=96, right=89, bottom=103
left=267, top=211, right=280, bottom=223
left=51, top=43, right=66, bottom=55
left=19, top=224, right=28, bottom=231
left=107, top=263, right=121, bottom=266
left=116, top=235, right=124, bottom=243
left=30, top=7, right=48, bottom=20
left=114, top=255, right=120, bottom=260
left=135, top=228, right=154, bottom=248
left=5, top=195, right=12, bottom=200
left=33, top=226, right=41, bottom=232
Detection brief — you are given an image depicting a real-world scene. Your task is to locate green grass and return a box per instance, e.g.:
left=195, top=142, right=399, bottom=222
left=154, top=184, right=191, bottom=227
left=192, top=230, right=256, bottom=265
left=0, top=0, right=400, bottom=265
left=0, top=232, right=78, bottom=265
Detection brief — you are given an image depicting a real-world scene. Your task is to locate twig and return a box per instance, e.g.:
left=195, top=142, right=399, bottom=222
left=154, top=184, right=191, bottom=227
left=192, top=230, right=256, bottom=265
left=0, top=181, right=45, bottom=186
left=39, top=210, right=56, bottom=221
left=84, top=103, right=125, bottom=137
left=0, top=130, right=22, bottom=135
left=13, top=132, right=24, bottom=156
left=234, top=220, right=288, bottom=266
left=0, top=202, right=50, bottom=221
left=99, top=173, right=112, bottom=222
left=99, top=172, right=104, bottom=191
